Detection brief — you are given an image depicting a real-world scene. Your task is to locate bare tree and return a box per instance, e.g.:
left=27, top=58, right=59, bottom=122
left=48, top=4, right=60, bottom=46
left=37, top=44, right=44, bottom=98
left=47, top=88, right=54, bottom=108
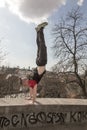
left=52, top=7, right=87, bottom=96
left=0, top=39, right=6, bottom=66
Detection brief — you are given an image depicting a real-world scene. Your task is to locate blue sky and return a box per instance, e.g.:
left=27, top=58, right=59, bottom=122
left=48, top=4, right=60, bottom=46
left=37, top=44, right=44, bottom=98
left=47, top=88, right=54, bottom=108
left=0, top=0, right=87, bottom=70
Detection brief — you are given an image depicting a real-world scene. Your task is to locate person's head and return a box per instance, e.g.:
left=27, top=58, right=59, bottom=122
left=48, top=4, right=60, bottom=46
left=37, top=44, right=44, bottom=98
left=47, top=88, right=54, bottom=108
left=27, top=68, right=37, bottom=80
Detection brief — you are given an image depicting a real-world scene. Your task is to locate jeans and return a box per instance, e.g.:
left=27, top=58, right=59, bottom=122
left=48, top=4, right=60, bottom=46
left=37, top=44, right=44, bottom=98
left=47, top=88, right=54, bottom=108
left=36, top=28, right=47, bottom=66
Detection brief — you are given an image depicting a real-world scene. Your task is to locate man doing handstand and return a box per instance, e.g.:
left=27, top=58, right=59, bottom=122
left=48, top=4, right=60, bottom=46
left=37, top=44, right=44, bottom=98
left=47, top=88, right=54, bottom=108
left=23, top=22, right=48, bottom=104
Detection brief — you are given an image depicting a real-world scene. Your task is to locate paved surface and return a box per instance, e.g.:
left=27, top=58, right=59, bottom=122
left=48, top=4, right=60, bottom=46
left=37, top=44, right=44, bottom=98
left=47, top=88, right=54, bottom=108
left=0, top=98, right=87, bottom=106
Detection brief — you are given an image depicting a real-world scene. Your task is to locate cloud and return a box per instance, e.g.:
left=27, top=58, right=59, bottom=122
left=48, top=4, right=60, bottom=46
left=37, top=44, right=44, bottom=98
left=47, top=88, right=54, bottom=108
left=0, top=0, right=6, bottom=7
left=0, top=0, right=66, bottom=24
left=77, top=0, right=84, bottom=6
left=0, top=0, right=84, bottom=24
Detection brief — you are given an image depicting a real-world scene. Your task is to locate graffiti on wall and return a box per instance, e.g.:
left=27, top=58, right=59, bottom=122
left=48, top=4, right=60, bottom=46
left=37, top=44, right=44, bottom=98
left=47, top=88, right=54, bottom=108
left=0, top=111, right=87, bottom=128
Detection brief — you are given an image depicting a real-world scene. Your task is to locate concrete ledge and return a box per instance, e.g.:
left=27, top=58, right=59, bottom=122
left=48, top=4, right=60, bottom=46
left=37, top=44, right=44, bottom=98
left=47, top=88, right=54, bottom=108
left=0, top=98, right=87, bottom=130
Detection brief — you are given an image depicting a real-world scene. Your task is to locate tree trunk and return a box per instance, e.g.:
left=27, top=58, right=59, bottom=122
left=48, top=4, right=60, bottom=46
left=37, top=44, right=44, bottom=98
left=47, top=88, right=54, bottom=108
left=75, top=72, right=87, bottom=97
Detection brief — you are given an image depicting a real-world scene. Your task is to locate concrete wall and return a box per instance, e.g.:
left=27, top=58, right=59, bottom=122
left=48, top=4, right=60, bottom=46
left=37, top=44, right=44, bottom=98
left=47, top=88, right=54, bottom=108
left=0, top=98, right=87, bottom=130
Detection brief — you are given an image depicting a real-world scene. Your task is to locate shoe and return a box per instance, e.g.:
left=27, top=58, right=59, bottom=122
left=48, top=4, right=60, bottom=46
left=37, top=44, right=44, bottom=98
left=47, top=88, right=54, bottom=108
left=35, top=22, right=48, bottom=32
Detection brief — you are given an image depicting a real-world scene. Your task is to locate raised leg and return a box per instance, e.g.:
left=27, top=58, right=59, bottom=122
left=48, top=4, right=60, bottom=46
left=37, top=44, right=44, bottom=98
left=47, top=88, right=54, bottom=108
left=36, top=22, right=48, bottom=67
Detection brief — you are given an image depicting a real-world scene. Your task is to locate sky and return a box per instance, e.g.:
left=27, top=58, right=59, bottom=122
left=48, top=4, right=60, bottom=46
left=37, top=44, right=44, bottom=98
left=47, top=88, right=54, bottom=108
left=0, top=0, right=87, bottom=70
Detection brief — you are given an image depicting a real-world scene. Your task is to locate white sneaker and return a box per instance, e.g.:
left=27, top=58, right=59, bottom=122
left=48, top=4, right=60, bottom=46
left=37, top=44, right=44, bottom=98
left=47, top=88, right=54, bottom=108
left=35, top=22, right=48, bottom=32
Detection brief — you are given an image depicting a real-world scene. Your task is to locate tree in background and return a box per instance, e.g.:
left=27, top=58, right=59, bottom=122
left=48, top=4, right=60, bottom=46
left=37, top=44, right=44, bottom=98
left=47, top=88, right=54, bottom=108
left=0, top=38, right=6, bottom=66
left=52, top=7, right=87, bottom=96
